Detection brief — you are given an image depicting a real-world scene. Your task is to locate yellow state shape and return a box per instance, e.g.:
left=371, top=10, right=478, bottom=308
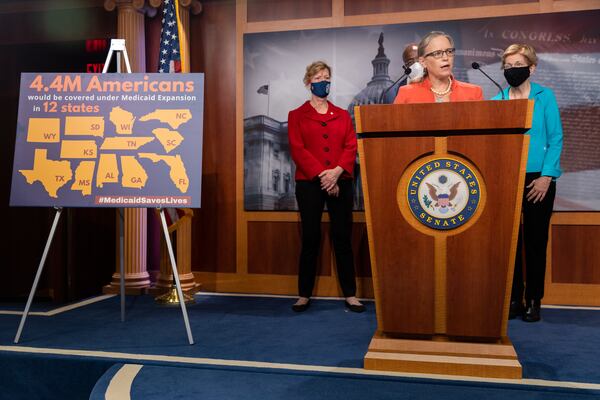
left=100, top=137, right=154, bottom=150
left=65, top=116, right=105, bottom=137
left=110, top=106, right=136, bottom=135
left=139, top=109, right=192, bottom=129
left=139, top=153, right=189, bottom=193
left=19, top=149, right=72, bottom=198
left=96, top=153, right=119, bottom=188
left=60, top=140, right=98, bottom=159
left=71, top=161, right=96, bottom=196
left=152, top=128, right=184, bottom=153
left=121, top=156, right=148, bottom=189
left=27, top=118, right=60, bottom=143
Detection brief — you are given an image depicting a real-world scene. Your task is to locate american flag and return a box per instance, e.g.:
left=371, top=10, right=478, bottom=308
left=158, top=0, right=182, bottom=73
left=159, top=0, right=186, bottom=226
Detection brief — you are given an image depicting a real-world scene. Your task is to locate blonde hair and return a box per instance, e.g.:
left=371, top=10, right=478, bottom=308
left=501, top=44, right=538, bottom=67
left=417, top=31, right=454, bottom=58
left=303, top=61, right=331, bottom=85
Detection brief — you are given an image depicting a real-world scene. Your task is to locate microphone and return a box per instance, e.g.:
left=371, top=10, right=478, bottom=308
left=378, top=65, right=411, bottom=104
left=471, top=62, right=505, bottom=100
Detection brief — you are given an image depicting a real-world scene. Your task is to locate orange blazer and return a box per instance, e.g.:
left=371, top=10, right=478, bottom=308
left=394, top=76, right=484, bottom=104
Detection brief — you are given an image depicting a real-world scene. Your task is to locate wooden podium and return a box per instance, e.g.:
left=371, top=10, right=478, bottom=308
left=355, top=100, right=533, bottom=379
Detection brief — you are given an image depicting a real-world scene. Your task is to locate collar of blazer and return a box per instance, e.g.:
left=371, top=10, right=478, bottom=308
left=300, top=100, right=343, bottom=122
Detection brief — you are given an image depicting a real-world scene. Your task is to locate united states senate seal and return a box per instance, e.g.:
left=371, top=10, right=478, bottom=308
left=406, top=158, right=482, bottom=230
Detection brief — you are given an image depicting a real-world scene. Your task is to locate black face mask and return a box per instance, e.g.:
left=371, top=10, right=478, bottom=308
left=504, top=66, right=530, bottom=87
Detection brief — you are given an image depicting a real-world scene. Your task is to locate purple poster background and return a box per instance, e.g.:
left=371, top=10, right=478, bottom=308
left=243, top=10, right=600, bottom=211
left=10, top=73, right=204, bottom=208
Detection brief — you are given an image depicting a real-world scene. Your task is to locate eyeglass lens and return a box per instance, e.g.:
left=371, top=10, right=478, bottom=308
left=427, top=48, right=455, bottom=58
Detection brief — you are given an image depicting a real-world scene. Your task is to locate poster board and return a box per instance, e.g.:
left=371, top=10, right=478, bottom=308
left=10, top=72, right=204, bottom=208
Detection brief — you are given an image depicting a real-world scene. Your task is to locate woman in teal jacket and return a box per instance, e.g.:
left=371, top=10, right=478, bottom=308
left=493, top=43, right=563, bottom=322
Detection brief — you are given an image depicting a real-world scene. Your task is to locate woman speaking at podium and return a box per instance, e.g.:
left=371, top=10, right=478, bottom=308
left=394, top=31, right=483, bottom=103
left=287, top=61, right=364, bottom=313
left=493, top=44, right=563, bottom=323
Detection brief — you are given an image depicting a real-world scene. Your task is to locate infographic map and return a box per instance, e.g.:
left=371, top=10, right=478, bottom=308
left=10, top=73, right=204, bottom=208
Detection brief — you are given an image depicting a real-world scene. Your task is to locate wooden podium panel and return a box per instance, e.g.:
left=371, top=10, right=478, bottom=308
left=360, top=136, right=436, bottom=335
left=357, top=100, right=533, bottom=135
left=445, top=134, right=527, bottom=338
left=356, top=100, right=532, bottom=378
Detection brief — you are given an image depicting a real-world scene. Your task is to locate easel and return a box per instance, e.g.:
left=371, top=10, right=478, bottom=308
left=14, top=39, right=195, bottom=345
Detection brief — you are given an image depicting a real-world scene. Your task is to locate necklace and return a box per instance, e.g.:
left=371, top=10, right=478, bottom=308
left=430, top=77, right=453, bottom=97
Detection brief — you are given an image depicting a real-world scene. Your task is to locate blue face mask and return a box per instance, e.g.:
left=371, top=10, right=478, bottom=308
left=310, top=81, right=330, bottom=98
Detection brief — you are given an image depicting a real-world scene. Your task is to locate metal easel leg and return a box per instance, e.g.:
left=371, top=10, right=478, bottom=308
left=14, top=208, right=63, bottom=343
left=103, top=39, right=132, bottom=323
left=158, top=208, right=195, bottom=345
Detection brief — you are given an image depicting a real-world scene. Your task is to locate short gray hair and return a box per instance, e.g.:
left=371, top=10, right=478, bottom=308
left=417, top=31, right=455, bottom=57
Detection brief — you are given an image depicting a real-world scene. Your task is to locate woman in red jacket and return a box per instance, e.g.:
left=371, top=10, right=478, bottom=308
left=288, top=61, right=364, bottom=313
left=394, top=31, right=483, bottom=103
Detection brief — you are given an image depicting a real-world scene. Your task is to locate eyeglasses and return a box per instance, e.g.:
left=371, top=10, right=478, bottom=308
left=424, top=48, right=456, bottom=59
left=503, top=62, right=529, bottom=70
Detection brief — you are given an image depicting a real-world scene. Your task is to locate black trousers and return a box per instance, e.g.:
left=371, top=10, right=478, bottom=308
left=512, top=172, right=556, bottom=303
left=295, top=179, right=356, bottom=298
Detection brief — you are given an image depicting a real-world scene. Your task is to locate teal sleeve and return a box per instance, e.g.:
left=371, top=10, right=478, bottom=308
left=541, top=89, right=563, bottom=178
